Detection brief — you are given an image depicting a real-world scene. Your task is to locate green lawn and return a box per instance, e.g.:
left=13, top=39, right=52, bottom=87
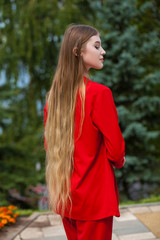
left=120, top=194, right=160, bottom=206
left=16, top=194, right=160, bottom=216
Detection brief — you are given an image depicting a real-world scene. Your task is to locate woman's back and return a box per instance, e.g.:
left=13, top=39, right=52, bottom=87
left=44, top=24, right=125, bottom=240
left=44, top=77, right=125, bottom=220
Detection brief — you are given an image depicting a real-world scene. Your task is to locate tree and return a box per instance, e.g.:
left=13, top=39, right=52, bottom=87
left=93, top=0, right=160, bottom=200
left=0, top=0, right=96, bottom=207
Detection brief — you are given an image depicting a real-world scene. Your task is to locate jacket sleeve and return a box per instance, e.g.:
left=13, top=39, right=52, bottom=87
left=92, top=88, right=125, bottom=169
left=44, top=103, right=48, bottom=151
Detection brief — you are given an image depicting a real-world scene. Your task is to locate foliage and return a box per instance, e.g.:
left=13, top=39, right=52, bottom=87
left=0, top=205, right=19, bottom=230
left=93, top=0, right=160, bottom=199
left=120, top=194, right=160, bottom=206
left=0, top=0, right=160, bottom=206
left=15, top=194, right=160, bottom=214
left=16, top=208, right=47, bottom=216
left=0, top=0, right=95, bottom=207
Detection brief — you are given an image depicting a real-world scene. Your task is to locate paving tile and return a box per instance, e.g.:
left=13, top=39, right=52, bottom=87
left=129, top=206, right=151, bottom=213
left=20, top=227, right=43, bottom=239
left=11, top=205, right=160, bottom=240
left=42, top=225, right=66, bottom=237
left=149, top=239, right=160, bottom=240
left=50, top=237, right=67, bottom=240
left=119, top=232, right=155, bottom=240
left=30, top=215, right=50, bottom=228
left=119, top=209, right=128, bottom=213
left=36, top=215, right=49, bottom=222
left=113, top=219, right=150, bottom=235
left=48, top=214, right=62, bottom=226
left=36, top=236, right=67, bottom=240
left=149, top=205, right=160, bottom=212
left=115, top=211, right=137, bottom=221
left=13, top=235, right=21, bottom=240
left=22, top=237, right=67, bottom=240
left=112, top=233, right=120, bottom=240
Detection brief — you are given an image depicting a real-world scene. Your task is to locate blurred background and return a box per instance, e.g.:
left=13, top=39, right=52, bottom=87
left=0, top=0, right=160, bottom=211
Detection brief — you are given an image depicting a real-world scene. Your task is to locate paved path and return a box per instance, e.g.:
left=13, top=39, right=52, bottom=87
left=7, top=203, right=160, bottom=240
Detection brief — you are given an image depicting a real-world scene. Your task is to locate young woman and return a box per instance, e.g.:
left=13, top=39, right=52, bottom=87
left=44, top=24, right=125, bottom=240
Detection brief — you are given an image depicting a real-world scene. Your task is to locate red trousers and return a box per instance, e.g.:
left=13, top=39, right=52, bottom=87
left=62, top=216, right=113, bottom=240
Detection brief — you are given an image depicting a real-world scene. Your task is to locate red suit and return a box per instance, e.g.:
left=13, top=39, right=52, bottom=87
left=44, top=77, right=125, bottom=238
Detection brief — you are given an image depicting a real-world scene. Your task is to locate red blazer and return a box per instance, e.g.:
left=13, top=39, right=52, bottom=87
left=44, top=77, right=125, bottom=220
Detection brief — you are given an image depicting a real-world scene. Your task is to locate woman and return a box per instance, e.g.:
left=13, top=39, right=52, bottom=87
left=44, top=24, right=125, bottom=240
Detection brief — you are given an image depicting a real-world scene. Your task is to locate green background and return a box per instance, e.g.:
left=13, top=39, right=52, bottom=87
left=0, top=0, right=160, bottom=208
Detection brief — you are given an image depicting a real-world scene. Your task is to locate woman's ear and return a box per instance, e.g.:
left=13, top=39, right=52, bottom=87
left=73, top=47, right=78, bottom=56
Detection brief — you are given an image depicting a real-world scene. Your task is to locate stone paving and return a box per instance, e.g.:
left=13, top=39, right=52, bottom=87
left=6, top=203, right=160, bottom=240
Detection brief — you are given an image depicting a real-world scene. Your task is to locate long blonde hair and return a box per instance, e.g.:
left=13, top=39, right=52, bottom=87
left=45, top=25, right=98, bottom=215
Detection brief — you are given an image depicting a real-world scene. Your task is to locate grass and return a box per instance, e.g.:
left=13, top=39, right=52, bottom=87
left=11, top=194, right=160, bottom=216
left=16, top=209, right=48, bottom=216
left=120, top=194, right=160, bottom=206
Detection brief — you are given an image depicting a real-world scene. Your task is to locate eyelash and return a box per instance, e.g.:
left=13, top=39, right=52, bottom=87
left=95, top=46, right=100, bottom=50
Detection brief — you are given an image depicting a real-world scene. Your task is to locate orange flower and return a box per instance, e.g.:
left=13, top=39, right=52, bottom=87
left=0, top=222, right=4, bottom=228
left=9, top=218, right=16, bottom=223
left=0, top=213, right=5, bottom=218
left=0, top=207, right=4, bottom=212
left=4, top=215, right=11, bottom=220
left=1, top=219, right=8, bottom=225
left=2, top=207, right=8, bottom=212
left=6, top=210, right=13, bottom=215
left=8, top=205, right=17, bottom=210
left=0, top=205, right=18, bottom=229
left=13, top=213, right=19, bottom=218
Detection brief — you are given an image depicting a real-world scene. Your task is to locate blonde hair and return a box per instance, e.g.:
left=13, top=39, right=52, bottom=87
left=45, top=24, right=98, bottom=216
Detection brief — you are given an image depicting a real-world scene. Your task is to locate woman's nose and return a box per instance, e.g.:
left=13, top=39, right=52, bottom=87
left=101, top=47, right=106, bottom=55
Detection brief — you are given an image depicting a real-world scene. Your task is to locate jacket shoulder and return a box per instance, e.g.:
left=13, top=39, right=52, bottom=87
left=87, top=80, right=111, bottom=95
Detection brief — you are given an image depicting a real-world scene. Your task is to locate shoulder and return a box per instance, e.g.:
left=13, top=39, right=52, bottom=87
left=86, top=79, right=115, bottom=110
left=87, top=79, right=112, bottom=97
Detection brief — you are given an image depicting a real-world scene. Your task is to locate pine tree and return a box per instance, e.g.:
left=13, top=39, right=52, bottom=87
left=93, top=0, right=160, bottom=200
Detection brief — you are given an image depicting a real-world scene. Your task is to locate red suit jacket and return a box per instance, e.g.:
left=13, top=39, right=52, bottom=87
left=44, top=77, right=125, bottom=220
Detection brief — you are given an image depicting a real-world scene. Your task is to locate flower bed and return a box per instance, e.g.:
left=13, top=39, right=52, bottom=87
left=0, top=205, right=19, bottom=230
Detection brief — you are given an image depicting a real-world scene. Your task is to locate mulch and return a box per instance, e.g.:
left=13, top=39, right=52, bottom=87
left=135, top=211, right=160, bottom=238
